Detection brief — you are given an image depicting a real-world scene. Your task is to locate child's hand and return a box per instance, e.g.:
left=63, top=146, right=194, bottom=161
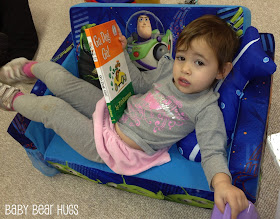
left=212, top=173, right=249, bottom=219
left=116, top=24, right=127, bottom=50
left=119, top=34, right=127, bottom=51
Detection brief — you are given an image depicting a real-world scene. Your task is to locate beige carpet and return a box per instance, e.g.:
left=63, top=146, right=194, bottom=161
left=1, top=0, right=279, bottom=218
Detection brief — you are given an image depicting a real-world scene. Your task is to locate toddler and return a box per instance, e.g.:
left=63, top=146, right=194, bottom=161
left=0, top=15, right=248, bottom=218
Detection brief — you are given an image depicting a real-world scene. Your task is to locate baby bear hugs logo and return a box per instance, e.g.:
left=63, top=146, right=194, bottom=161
left=3, top=204, right=79, bottom=216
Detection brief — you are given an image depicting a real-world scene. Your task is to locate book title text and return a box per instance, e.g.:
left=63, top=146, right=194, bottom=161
left=93, top=30, right=112, bottom=60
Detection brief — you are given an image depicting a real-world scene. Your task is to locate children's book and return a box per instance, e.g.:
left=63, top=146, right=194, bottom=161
left=85, top=20, right=134, bottom=123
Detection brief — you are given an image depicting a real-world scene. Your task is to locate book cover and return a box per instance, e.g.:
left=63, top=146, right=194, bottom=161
left=85, top=20, right=134, bottom=123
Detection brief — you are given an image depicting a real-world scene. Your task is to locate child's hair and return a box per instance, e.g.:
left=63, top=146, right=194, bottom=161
left=176, top=15, right=240, bottom=73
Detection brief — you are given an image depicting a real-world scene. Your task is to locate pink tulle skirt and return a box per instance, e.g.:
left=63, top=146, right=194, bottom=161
left=93, top=97, right=171, bottom=175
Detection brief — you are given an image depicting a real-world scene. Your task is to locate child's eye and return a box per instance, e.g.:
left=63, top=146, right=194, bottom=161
left=176, top=56, right=185, bottom=61
left=195, top=60, right=204, bottom=66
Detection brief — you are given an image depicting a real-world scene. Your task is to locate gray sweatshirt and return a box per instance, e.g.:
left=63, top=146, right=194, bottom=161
left=117, top=52, right=231, bottom=187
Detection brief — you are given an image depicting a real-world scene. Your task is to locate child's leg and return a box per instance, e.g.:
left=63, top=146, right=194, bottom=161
left=31, top=61, right=103, bottom=118
left=1, top=60, right=103, bottom=117
left=13, top=93, right=104, bottom=163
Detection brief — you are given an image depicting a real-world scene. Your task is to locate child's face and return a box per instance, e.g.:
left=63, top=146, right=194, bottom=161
left=173, top=38, right=222, bottom=94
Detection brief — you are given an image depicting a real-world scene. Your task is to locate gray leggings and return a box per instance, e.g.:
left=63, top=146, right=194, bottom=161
left=13, top=61, right=104, bottom=163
